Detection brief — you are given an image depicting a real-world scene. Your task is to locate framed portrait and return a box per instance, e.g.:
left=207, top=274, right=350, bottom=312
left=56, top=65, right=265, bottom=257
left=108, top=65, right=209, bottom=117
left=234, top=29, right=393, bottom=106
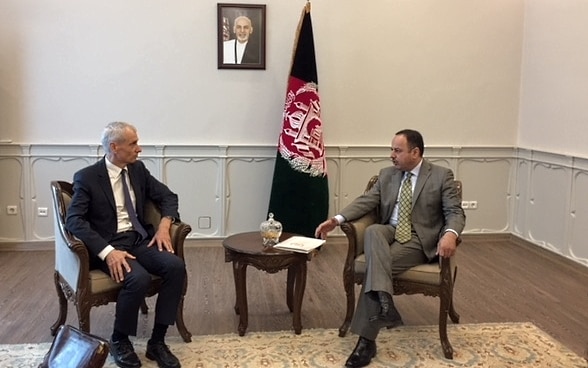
left=217, top=3, right=266, bottom=70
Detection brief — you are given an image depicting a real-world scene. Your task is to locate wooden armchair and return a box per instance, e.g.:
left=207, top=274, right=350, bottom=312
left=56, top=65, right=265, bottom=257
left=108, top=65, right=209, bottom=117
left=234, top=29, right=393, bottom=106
left=338, top=175, right=462, bottom=359
left=49, top=180, right=193, bottom=342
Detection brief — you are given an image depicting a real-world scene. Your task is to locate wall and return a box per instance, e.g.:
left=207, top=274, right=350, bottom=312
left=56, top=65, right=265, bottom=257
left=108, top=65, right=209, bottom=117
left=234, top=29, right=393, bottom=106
left=519, top=0, right=588, bottom=158
left=2, top=1, right=588, bottom=267
left=0, top=0, right=522, bottom=146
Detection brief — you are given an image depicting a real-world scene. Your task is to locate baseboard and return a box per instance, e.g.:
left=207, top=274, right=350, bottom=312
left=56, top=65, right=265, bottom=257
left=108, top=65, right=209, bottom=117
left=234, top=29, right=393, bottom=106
left=0, top=241, right=54, bottom=251
left=0, top=233, right=507, bottom=251
left=0, top=232, right=578, bottom=270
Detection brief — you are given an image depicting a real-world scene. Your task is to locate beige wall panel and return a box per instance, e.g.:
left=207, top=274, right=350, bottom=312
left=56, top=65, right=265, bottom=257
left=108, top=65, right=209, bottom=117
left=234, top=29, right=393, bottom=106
left=457, top=159, right=512, bottom=232
left=513, top=159, right=530, bottom=237
left=527, top=163, right=569, bottom=252
left=339, top=159, right=390, bottom=210
left=325, top=157, right=340, bottom=219
left=568, top=170, right=588, bottom=264
left=0, top=157, right=24, bottom=241
left=31, top=156, right=94, bottom=240
left=165, top=158, right=221, bottom=237
left=224, top=158, right=275, bottom=235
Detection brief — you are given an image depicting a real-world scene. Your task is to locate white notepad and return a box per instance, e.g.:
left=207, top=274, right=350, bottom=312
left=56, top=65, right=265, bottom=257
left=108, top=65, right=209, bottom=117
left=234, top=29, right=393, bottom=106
left=273, top=236, right=326, bottom=254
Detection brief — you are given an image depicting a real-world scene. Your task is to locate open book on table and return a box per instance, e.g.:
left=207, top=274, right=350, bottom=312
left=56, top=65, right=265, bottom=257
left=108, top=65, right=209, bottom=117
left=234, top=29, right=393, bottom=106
left=274, top=236, right=326, bottom=254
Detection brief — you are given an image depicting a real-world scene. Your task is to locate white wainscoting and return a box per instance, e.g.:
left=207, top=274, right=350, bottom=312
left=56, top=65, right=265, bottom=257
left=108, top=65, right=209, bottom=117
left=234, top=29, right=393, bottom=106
left=1, top=143, right=587, bottom=267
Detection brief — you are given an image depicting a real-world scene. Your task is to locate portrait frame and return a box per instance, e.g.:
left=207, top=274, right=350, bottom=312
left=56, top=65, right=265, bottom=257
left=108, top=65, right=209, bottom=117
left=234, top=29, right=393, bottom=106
left=217, top=3, right=266, bottom=70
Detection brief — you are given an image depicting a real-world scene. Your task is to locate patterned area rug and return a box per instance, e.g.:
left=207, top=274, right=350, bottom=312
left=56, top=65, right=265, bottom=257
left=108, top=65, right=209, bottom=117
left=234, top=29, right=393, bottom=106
left=1, top=322, right=586, bottom=367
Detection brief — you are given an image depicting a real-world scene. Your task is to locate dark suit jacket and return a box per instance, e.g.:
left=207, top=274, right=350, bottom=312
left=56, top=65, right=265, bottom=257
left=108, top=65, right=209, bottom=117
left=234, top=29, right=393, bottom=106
left=241, top=37, right=260, bottom=64
left=65, top=158, right=179, bottom=258
left=340, top=159, right=465, bottom=260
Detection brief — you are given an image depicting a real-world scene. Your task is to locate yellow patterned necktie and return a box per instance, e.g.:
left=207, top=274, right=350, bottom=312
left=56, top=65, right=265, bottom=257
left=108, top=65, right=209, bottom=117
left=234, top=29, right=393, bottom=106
left=395, top=172, right=413, bottom=243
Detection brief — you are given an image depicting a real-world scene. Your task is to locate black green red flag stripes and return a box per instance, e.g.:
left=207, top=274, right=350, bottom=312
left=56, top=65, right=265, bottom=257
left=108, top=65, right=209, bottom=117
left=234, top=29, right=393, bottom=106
left=267, top=2, right=329, bottom=238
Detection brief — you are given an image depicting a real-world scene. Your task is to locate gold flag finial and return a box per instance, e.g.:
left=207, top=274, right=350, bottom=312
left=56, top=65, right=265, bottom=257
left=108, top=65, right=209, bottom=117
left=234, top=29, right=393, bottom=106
left=305, top=1, right=311, bottom=13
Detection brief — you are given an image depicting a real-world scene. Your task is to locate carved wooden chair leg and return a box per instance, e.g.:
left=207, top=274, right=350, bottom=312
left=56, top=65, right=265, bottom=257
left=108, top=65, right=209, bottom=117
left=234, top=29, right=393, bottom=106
left=175, top=297, right=192, bottom=342
left=448, top=267, right=460, bottom=323
left=50, top=272, right=68, bottom=336
left=77, top=303, right=92, bottom=334
left=439, top=289, right=453, bottom=359
left=338, top=274, right=355, bottom=337
left=448, top=299, right=460, bottom=323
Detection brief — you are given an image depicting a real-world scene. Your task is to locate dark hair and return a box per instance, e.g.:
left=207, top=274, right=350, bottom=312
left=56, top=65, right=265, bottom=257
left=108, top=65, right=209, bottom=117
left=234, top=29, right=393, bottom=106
left=395, top=129, right=425, bottom=156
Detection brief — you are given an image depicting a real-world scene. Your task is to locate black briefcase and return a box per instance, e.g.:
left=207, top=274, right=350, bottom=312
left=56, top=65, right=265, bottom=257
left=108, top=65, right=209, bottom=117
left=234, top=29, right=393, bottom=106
left=39, top=325, right=109, bottom=368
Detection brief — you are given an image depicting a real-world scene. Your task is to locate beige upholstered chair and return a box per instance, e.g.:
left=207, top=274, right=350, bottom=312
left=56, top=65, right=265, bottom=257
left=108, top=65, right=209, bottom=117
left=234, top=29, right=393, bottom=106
left=338, top=175, right=462, bottom=359
left=49, top=180, right=193, bottom=342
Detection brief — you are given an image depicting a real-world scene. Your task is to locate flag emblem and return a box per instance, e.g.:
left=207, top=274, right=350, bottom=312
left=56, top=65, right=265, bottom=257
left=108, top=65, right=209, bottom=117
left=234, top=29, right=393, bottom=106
left=280, top=79, right=326, bottom=177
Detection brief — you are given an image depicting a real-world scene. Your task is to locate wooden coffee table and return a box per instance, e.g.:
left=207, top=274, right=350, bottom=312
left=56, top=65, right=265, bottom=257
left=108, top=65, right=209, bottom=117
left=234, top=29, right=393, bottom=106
left=223, top=231, right=313, bottom=336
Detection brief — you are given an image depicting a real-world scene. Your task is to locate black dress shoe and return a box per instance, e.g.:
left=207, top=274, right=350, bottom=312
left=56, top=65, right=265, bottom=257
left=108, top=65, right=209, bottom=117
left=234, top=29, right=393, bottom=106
left=110, top=338, right=141, bottom=368
left=377, top=291, right=393, bottom=315
left=369, top=303, right=404, bottom=329
left=369, top=291, right=403, bottom=328
left=345, top=336, right=376, bottom=368
left=146, top=341, right=181, bottom=368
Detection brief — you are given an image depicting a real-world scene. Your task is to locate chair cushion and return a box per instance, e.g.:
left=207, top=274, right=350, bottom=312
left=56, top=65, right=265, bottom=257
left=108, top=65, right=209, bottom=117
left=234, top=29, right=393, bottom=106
left=89, top=270, right=123, bottom=294
left=354, top=255, right=456, bottom=286
left=89, top=270, right=160, bottom=294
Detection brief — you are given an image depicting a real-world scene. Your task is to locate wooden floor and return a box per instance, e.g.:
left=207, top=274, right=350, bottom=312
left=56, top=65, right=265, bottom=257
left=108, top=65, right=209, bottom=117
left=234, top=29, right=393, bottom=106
left=0, top=236, right=587, bottom=361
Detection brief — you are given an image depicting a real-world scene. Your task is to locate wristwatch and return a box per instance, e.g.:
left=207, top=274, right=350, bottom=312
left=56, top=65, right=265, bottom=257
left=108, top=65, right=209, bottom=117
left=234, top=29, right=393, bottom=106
left=164, top=215, right=178, bottom=224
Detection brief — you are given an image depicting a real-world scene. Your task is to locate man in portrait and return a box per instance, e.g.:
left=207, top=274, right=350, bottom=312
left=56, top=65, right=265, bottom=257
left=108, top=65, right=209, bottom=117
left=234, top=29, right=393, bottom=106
left=223, top=15, right=260, bottom=64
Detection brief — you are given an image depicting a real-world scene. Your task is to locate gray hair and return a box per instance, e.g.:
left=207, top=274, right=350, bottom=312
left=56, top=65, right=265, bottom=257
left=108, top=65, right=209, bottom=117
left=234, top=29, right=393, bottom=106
left=101, top=121, right=136, bottom=154
left=233, top=15, right=252, bottom=28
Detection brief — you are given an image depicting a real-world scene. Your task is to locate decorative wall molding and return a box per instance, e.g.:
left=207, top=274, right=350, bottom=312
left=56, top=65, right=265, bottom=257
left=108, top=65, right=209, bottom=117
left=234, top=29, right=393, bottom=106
left=1, top=143, right=586, bottom=267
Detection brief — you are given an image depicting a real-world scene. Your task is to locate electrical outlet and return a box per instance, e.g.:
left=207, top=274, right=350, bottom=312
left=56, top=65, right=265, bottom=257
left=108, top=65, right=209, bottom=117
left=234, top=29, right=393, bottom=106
left=461, top=201, right=469, bottom=209
left=469, top=201, right=478, bottom=210
left=198, top=216, right=211, bottom=229
left=6, top=205, right=18, bottom=215
left=38, top=207, right=49, bottom=217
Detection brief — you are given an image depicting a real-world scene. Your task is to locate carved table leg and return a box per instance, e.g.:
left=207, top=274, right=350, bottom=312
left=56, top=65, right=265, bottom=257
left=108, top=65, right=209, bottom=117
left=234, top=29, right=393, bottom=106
left=292, top=261, right=307, bottom=334
left=233, top=260, right=249, bottom=336
left=286, top=265, right=295, bottom=312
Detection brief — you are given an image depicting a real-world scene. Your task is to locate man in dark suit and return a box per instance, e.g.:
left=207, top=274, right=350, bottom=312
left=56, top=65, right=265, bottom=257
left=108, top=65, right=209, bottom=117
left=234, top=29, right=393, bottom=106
left=66, top=122, right=185, bottom=368
left=315, top=129, right=465, bottom=367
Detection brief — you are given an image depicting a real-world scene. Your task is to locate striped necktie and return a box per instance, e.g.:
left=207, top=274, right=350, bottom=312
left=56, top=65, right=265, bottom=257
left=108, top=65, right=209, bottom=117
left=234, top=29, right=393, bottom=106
left=121, top=169, right=148, bottom=240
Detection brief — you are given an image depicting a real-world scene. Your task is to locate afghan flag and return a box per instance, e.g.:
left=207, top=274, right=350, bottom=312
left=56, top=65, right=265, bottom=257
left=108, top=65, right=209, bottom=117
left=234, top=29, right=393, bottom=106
left=268, top=3, right=329, bottom=238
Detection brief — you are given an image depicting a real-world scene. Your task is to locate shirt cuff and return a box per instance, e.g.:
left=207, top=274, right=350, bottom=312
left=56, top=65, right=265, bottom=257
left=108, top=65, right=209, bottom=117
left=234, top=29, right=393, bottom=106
left=98, top=245, right=115, bottom=261
left=333, top=214, right=346, bottom=225
left=444, top=229, right=459, bottom=238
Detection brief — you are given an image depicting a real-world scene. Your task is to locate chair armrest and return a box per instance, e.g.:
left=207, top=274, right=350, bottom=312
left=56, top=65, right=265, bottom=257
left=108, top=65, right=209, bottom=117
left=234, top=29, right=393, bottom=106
left=340, top=211, right=378, bottom=271
left=51, top=180, right=92, bottom=292
left=169, top=221, right=192, bottom=260
left=54, top=222, right=93, bottom=292
left=439, top=255, right=457, bottom=291
left=143, top=200, right=192, bottom=260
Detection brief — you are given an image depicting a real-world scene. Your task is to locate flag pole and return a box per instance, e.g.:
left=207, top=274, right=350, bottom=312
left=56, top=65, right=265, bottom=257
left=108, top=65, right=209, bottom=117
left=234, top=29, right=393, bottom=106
left=290, top=3, right=311, bottom=71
